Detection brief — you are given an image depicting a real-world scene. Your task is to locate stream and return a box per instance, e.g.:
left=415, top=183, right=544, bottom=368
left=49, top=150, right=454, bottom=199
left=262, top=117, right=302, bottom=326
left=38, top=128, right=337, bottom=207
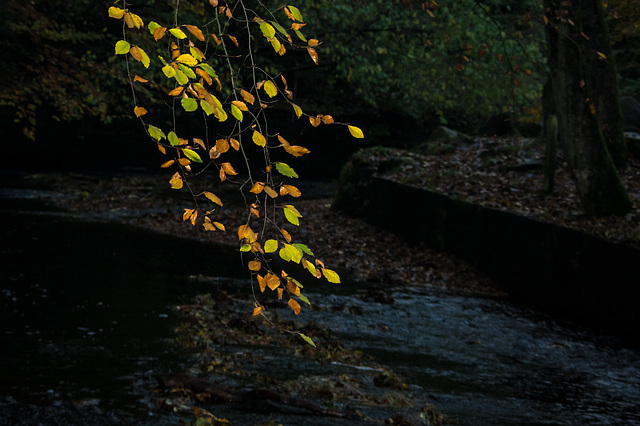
left=2, top=179, right=640, bottom=425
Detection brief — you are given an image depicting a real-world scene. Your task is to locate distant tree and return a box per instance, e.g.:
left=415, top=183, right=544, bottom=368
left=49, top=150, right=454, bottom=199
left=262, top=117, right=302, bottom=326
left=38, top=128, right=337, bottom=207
left=543, top=0, right=631, bottom=216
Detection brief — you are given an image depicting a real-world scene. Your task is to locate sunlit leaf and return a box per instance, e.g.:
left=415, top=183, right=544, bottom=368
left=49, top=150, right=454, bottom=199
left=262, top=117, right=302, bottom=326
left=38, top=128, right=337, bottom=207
left=229, top=138, right=240, bottom=150
left=322, top=268, right=341, bottom=283
left=283, top=207, right=300, bottom=226
left=204, top=191, right=223, bottom=206
left=291, top=103, right=303, bottom=118
left=227, top=34, right=239, bottom=46
left=283, top=145, right=310, bottom=157
left=181, top=98, right=198, bottom=112
left=168, top=131, right=180, bottom=146
left=174, top=69, right=189, bottom=85
left=266, top=273, right=280, bottom=291
left=348, top=125, right=364, bottom=138
left=162, top=64, right=176, bottom=78
left=252, top=130, right=266, bottom=147
left=169, top=28, right=188, bottom=39
left=288, top=298, right=301, bottom=315
left=240, top=89, right=255, bottom=105
left=275, top=162, right=298, bottom=178
left=200, top=100, right=215, bottom=116
left=260, top=22, right=276, bottom=39
left=153, top=26, right=167, bottom=41
left=231, top=100, right=249, bottom=111
left=134, top=106, right=147, bottom=118
left=282, top=184, right=301, bottom=197
left=264, top=239, right=278, bottom=253
left=252, top=305, right=264, bottom=316
left=294, top=29, right=307, bottom=43
left=176, top=54, right=198, bottom=66
left=108, top=7, right=126, bottom=19
left=115, top=40, right=131, bottom=55
left=257, top=275, right=267, bottom=292
left=182, top=148, right=202, bottom=163
left=287, top=280, right=301, bottom=296
left=298, top=333, right=316, bottom=347
left=250, top=181, right=265, bottom=194
left=133, top=75, right=148, bottom=83
left=178, top=64, right=196, bottom=79
left=293, top=243, right=313, bottom=256
left=198, top=63, right=218, bottom=79
left=285, top=5, right=304, bottom=22
left=148, top=125, right=166, bottom=141
left=240, top=244, right=251, bottom=252
left=160, top=160, right=174, bottom=168
left=230, top=103, right=243, bottom=122
left=169, top=177, right=183, bottom=189
left=263, top=80, right=277, bottom=98
left=264, top=186, right=278, bottom=198
left=321, top=115, right=334, bottom=124
left=216, top=138, right=230, bottom=153
left=221, top=162, right=238, bottom=175
left=307, top=47, right=318, bottom=65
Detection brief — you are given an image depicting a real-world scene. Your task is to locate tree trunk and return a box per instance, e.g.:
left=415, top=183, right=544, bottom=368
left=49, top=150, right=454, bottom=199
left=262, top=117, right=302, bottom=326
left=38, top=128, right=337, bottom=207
left=582, top=0, right=627, bottom=169
left=543, top=0, right=631, bottom=217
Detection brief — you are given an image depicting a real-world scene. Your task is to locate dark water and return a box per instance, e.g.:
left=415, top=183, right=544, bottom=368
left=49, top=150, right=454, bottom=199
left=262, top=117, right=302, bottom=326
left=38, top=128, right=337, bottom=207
left=2, top=183, right=640, bottom=425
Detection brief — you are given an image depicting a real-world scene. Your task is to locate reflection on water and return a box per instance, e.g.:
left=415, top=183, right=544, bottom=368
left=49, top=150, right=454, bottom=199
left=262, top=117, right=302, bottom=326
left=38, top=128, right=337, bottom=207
left=2, top=207, right=640, bottom=424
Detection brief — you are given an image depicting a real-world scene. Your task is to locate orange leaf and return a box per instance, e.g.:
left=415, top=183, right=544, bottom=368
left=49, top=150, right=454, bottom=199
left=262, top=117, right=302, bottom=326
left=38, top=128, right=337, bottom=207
left=228, top=34, right=239, bottom=47
left=134, top=106, right=148, bottom=118
left=284, top=145, right=310, bottom=157
left=277, top=287, right=284, bottom=300
left=153, top=26, right=167, bottom=41
left=183, top=208, right=195, bottom=221
left=307, top=47, right=318, bottom=65
left=248, top=260, right=261, bottom=271
left=160, top=160, right=175, bottom=168
left=250, top=182, right=265, bottom=194
left=221, top=162, right=238, bottom=175
left=229, top=138, right=240, bottom=150
left=309, top=115, right=322, bottom=127
left=266, top=273, right=281, bottom=291
left=240, top=89, right=255, bottom=104
left=321, top=115, right=334, bottom=124
left=252, top=305, right=264, bottom=316
left=204, top=191, right=223, bottom=206
left=168, top=86, right=185, bottom=97
left=288, top=298, right=301, bottom=315
left=281, top=228, right=292, bottom=243
left=216, top=138, right=230, bottom=153
left=286, top=280, right=300, bottom=296
left=257, top=274, right=267, bottom=292
left=133, top=75, right=148, bottom=83
left=282, top=184, right=301, bottom=197
left=185, top=24, right=205, bottom=41
left=264, top=186, right=278, bottom=198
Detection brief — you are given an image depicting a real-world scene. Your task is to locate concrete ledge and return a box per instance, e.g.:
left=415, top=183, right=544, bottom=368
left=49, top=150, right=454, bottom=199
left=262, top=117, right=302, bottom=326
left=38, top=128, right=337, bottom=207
left=364, top=177, right=640, bottom=344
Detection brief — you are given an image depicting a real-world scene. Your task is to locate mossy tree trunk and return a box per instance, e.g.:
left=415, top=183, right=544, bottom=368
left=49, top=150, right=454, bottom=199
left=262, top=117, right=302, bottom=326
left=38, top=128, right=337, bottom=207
left=544, top=0, right=632, bottom=217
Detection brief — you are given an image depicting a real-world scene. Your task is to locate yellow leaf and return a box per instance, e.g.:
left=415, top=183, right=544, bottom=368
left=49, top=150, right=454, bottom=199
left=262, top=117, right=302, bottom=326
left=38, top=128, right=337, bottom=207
left=264, top=239, right=278, bottom=253
left=348, top=125, right=364, bottom=138
left=204, top=191, right=223, bottom=206
left=108, top=7, right=126, bottom=19
left=322, top=268, right=341, bottom=283
left=252, top=130, right=266, bottom=147
left=214, top=221, right=225, bottom=231
left=240, top=89, right=255, bottom=104
left=169, top=177, right=183, bottom=189
left=596, top=51, right=607, bottom=60
left=288, top=298, right=301, bottom=315
left=263, top=80, right=277, bottom=98
left=176, top=54, right=198, bottom=66
left=134, top=106, right=147, bottom=118
left=185, top=24, right=206, bottom=41
left=129, top=13, right=144, bottom=29
left=248, top=260, right=261, bottom=271
left=291, top=103, right=303, bottom=118
left=183, top=208, right=195, bottom=221
left=203, top=217, right=216, bottom=231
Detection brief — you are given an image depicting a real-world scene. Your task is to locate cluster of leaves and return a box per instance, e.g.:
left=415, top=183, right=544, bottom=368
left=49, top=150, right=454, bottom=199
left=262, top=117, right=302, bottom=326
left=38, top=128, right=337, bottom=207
left=293, top=0, right=545, bottom=129
left=109, top=0, right=363, bottom=345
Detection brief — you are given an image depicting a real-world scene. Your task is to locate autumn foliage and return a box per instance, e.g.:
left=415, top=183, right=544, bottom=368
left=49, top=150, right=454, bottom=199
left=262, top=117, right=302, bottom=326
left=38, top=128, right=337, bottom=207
left=109, top=1, right=362, bottom=345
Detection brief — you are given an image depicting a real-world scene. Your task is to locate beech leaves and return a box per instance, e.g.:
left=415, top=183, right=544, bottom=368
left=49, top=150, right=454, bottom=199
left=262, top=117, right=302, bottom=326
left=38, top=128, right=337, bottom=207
left=110, top=1, right=361, bottom=344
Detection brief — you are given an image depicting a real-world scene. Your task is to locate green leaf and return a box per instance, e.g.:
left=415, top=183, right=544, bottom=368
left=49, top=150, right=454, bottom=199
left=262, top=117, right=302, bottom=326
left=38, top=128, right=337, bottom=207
left=182, top=148, right=202, bottom=163
left=322, top=268, right=341, bottom=283
left=264, top=239, right=279, bottom=253
left=293, top=243, right=314, bottom=256
left=298, top=333, right=316, bottom=347
left=287, top=5, right=304, bottom=22
left=148, top=125, right=165, bottom=141
left=270, top=21, right=288, bottom=36
left=240, top=244, right=251, bottom=252
left=200, top=100, right=215, bottom=116
left=305, top=261, right=317, bottom=277
left=162, top=64, right=176, bottom=78
left=294, top=29, right=307, bottom=43
left=174, top=68, right=189, bottom=85
left=169, top=28, right=187, bottom=39
left=181, top=98, right=198, bottom=112
left=168, top=131, right=180, bottom=146
left=115, top=40, right=131, bottom=55
left=298, top=293, right=311, bottom=305
left=276, top=162, right=298, bottom=178
left=178, top=64, right=196, bottom=80
left=198, top=63, right=218, bottom=79
left=148, top=21, right=161, bottom=35
left=230, top=103, right=243, bottom=122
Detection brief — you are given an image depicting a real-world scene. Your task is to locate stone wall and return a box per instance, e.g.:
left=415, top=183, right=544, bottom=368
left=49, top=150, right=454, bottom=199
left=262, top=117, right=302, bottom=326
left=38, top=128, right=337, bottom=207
left=362, top=177, right=640, bottom=345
